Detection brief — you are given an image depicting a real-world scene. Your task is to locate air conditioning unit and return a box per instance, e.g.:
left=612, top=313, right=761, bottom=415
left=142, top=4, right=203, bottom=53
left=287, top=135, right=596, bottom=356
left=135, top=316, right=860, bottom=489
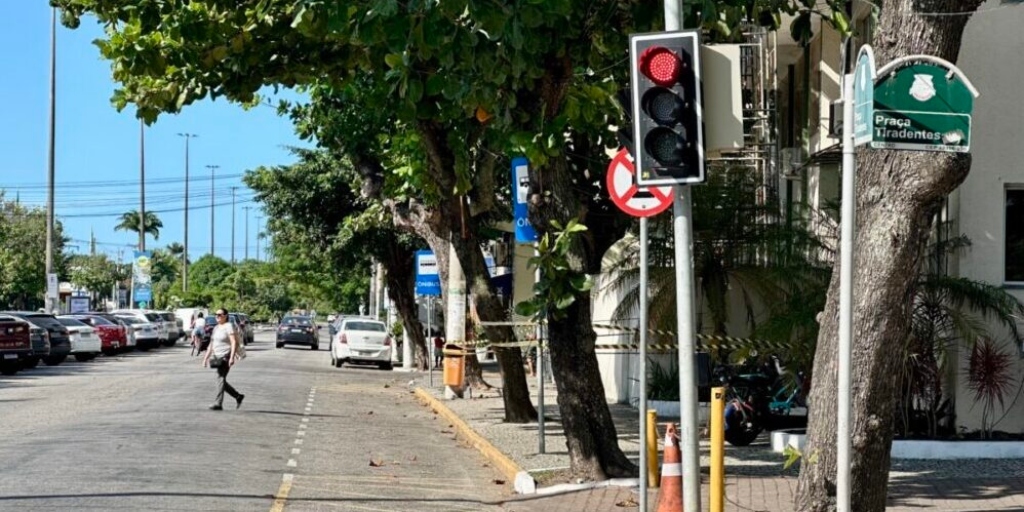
left=829, top=100, right=843, bottom=138
left=780, top=147, right=805, bottom=177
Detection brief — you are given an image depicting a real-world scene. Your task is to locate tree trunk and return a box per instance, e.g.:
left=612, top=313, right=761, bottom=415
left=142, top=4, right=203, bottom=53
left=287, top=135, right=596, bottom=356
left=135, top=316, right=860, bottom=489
left=796, top=3, right=981, bottom=509
left=457, top=233, right=537, bottom=422
left=390, top=195, right=533, bottom=419
left=548, top=296, right=637, bottom=478
left=382, top=239, right=429, bottom=370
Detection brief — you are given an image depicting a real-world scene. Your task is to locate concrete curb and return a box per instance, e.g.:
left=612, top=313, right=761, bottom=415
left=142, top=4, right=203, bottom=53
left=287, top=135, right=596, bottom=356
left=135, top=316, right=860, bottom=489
left=413, top=387, right=532, bottom=491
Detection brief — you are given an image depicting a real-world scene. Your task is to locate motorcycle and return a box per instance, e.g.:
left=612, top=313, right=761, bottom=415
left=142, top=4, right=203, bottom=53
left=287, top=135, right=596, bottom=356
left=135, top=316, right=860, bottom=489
left=717, top=356, right=806, bottom=446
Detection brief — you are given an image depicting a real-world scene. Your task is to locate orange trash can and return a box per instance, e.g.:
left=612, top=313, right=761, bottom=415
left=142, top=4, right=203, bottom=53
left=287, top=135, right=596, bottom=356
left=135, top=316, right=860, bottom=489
left=442, top=346, right=465, bottom=387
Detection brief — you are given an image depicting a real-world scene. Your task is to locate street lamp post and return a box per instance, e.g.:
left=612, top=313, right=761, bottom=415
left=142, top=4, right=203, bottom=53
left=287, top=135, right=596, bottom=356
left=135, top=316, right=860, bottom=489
left=206, top=165, right=219, bottom=256
left=230, top=186, right=238, bottom=264
left=256, top=215, right=263, bottom=262
left=139, top=119, right=146, bottom=252
left=243, top=206, right=252, bottom=261
left=44, top=7, right=57, bottom=313
left=177, top=133, right=197, bottom=291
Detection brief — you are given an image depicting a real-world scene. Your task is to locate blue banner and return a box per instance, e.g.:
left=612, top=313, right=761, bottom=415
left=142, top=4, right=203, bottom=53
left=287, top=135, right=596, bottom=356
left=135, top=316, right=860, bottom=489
left=511, top=157, right=538, bottom=243
left=415, top=250, right=441, bottom=296
left=132, top=250, right=153, bottom=305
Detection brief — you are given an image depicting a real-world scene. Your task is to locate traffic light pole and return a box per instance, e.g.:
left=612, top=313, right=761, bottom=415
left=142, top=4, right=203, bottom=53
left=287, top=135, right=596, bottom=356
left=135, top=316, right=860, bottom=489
left=662, top=1, right=701, bottom=511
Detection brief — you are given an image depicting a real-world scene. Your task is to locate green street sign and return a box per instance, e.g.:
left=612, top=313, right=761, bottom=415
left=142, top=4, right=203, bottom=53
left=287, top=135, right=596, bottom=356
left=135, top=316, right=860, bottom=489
left=853, top=46, right=876, bottom=147
left=870, top=59, right=978, bottom=153
left=871, top=110, right=971, bottom=152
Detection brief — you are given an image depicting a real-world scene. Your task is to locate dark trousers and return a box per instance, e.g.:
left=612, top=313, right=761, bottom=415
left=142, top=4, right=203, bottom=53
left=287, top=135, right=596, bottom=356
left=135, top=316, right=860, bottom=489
left=215, top=362, right=241, bottom=406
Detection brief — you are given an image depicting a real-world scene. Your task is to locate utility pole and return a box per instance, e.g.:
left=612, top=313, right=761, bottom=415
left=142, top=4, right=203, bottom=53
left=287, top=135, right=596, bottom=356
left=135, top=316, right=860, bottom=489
left=44, top=6, right=56, bottom=313
left=206, top=165, right=219, bottom=256
left=177, top=133, right=197, bottom=291
left=243, top=206, right=252, bottom=261
left=139, top=119, right=146, bottom=252
left=256, top=215, right=263, bottom=262
left=230, top=186, right=238, bottom=264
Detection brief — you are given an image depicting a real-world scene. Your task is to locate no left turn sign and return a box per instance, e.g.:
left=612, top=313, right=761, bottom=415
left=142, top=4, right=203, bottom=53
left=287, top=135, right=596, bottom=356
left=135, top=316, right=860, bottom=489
left=606, top=148, right=674, bottom=218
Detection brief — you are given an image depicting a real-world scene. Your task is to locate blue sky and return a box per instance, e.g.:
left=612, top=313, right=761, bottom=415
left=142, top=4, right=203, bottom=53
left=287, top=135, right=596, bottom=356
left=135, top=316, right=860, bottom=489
left=0, top=5, right=307, bottom=264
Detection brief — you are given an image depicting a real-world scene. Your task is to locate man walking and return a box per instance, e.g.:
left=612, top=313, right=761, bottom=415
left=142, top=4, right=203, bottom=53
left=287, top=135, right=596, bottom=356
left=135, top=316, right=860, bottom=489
left=202, top=308, right=244, bottom=410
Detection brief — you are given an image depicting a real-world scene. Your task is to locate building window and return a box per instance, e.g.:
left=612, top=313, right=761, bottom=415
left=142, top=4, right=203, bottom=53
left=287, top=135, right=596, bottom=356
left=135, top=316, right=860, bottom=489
left=1006, top=188, right=1024, bottom=282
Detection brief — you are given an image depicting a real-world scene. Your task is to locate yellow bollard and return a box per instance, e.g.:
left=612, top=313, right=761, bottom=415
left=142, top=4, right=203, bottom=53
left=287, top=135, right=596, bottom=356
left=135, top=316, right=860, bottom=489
left=710, top=386, right=726, bottom=512
left=646, top=409, right=659, bottom=488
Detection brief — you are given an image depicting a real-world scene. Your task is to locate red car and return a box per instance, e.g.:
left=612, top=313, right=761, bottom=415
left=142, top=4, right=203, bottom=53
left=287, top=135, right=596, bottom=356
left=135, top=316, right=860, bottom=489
left=0, top=315, right=32, bottom=375
left=67, top=315, right=125, bottom=355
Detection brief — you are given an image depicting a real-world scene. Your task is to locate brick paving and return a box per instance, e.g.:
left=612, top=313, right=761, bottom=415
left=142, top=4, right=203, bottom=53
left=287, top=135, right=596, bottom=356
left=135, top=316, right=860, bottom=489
left=422, top=366, right=1024, bottom=511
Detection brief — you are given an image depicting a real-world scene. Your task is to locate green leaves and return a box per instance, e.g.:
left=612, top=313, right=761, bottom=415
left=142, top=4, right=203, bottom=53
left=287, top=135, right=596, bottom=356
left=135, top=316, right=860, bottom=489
left=514, top=219, right=592, bottom=322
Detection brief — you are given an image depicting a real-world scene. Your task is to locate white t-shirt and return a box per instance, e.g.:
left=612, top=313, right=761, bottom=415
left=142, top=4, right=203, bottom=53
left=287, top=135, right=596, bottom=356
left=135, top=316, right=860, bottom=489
left=211, top=322, right=237, bottom=357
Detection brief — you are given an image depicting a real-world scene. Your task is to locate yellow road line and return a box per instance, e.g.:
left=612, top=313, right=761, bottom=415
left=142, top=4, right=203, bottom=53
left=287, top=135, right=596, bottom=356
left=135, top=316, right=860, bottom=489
left=269, top=473, right=294, bottom=512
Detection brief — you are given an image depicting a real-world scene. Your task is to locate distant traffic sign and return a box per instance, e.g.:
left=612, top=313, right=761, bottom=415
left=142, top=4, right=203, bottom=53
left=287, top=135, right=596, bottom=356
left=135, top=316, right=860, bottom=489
left=607, top=149, right=674, bottom=218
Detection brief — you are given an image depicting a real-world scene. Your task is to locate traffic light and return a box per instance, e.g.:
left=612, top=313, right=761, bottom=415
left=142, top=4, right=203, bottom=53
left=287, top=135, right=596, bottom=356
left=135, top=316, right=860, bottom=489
left=629, top=31, right=705, bottom=186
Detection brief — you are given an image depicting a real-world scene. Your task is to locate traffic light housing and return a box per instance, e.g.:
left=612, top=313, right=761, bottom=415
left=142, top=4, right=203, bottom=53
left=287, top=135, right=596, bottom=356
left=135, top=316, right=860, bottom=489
left=629, top=31, right=705, bottom=186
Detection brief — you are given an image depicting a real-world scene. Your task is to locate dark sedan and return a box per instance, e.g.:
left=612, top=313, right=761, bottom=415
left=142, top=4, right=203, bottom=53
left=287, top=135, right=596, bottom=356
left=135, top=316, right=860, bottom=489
left=276, top=316, right=319, bottom=350
left=1, top=312, right=71, bottom=366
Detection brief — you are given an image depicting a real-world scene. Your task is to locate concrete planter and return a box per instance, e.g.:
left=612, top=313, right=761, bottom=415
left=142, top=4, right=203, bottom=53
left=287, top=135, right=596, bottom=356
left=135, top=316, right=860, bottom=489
left=770, top=429, right=1024, bottom=459
left=646, top=400, right=710, bottom=423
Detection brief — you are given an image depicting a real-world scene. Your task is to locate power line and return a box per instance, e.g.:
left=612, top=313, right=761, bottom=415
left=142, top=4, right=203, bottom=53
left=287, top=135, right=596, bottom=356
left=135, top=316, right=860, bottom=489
left=0, top=172, right=248, bottom=191
left=3, top=197, right=260, bottom=219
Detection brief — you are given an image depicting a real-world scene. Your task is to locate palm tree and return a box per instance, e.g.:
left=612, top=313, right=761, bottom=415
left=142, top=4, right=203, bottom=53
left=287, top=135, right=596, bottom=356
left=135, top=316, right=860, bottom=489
left=604, top=166, right=832, bottom=371
left=166, top=242, right=184, bottom=257
left=114, top=210, right=163, bottom=241
left=896, top=228, right=1024, bottom=438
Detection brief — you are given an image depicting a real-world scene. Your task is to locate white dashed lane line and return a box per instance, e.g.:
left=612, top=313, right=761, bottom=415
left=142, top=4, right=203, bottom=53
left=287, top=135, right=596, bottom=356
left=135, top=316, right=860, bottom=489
left=270, top=386, right=317, bottom=512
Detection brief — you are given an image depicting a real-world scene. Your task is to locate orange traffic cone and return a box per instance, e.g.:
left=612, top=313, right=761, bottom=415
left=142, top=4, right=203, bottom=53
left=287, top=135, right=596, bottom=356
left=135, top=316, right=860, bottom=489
left=655, top=423, right=683, bottom=512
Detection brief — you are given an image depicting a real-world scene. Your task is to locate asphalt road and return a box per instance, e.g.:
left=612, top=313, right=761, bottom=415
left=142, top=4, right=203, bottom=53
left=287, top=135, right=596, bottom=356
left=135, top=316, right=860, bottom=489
left=0, top=328, right=526, bottom=512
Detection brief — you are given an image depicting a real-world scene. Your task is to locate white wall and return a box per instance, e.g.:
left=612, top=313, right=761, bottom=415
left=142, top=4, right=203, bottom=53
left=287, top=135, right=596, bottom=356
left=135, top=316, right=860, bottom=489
left=947, top=0, right=1024, bottom=432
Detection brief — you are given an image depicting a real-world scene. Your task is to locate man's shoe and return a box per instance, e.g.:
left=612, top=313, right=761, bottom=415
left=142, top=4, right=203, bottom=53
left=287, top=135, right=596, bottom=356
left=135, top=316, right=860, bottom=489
left=236, top=394, right=245, bottom=409
left=209, top=404, right=223, bottom=411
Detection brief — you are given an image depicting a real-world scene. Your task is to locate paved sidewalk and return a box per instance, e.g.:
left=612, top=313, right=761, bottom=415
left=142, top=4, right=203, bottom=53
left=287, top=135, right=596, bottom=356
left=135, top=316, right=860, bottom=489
left=415, top=364, right=1024, bottom=511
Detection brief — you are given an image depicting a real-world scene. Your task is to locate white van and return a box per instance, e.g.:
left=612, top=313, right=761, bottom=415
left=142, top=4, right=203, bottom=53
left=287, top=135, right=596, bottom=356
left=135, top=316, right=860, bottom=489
left=174, top=308, right=209, bottom=334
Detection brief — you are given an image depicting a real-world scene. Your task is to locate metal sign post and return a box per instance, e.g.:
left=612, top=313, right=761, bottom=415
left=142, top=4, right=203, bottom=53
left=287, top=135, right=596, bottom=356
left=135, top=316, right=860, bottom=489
left=536, top=246, right=546, bottom=454
left=638, top=216, right=650, bottom=511
left=428, top=298, right=434, bottom=387
left=838, top=70, right=856, bottom=512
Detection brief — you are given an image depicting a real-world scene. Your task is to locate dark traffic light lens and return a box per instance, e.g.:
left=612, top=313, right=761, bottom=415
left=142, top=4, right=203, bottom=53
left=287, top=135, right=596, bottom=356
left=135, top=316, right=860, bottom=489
left=642, top=88, right=684, bottom=126
left=645, top=127, right=687, bottom=165
left=639, top=47, right=681, bottom=86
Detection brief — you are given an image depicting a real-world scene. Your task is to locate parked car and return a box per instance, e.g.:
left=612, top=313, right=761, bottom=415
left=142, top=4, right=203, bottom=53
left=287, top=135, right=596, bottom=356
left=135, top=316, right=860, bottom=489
left=55, top=317, right=102, bottom=362
left=0, top=315, right=32, bottom=375
left=84, top=312, right=133, bottom=353
left=114, top=315, right=161, bottom=350
left=229, top=313, right=254, bottom=345
left=330, top=318, right=392, bottom=370
left=20, top=322, right=50, bottom=369
left=276, top=315, right=319, bottom=350
left=155, top=311, right=181, bottom=346
left=1, top=312, right=71, bottom=366
left=113, top=310, right=169, bottom=346
left=67, top=314, right=124, bottom=355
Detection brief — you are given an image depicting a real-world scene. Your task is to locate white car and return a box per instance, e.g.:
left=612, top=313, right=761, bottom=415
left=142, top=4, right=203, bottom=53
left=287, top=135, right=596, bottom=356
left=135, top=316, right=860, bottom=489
left=55, top=317, right=101, bottom=361
left=155, top=311, right=181, bottom=345
left=114, top=314, right=161, bottom=350
left=330, top=318, right=393, bottom=370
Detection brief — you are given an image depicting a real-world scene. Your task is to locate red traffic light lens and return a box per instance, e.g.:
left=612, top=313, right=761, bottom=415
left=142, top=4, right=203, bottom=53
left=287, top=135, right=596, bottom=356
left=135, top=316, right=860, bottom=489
left=642, top=88, right=685, bottom=126
left=639, top=47, right=680, bottom=86
left=645, top=127, right=687, bottom=165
